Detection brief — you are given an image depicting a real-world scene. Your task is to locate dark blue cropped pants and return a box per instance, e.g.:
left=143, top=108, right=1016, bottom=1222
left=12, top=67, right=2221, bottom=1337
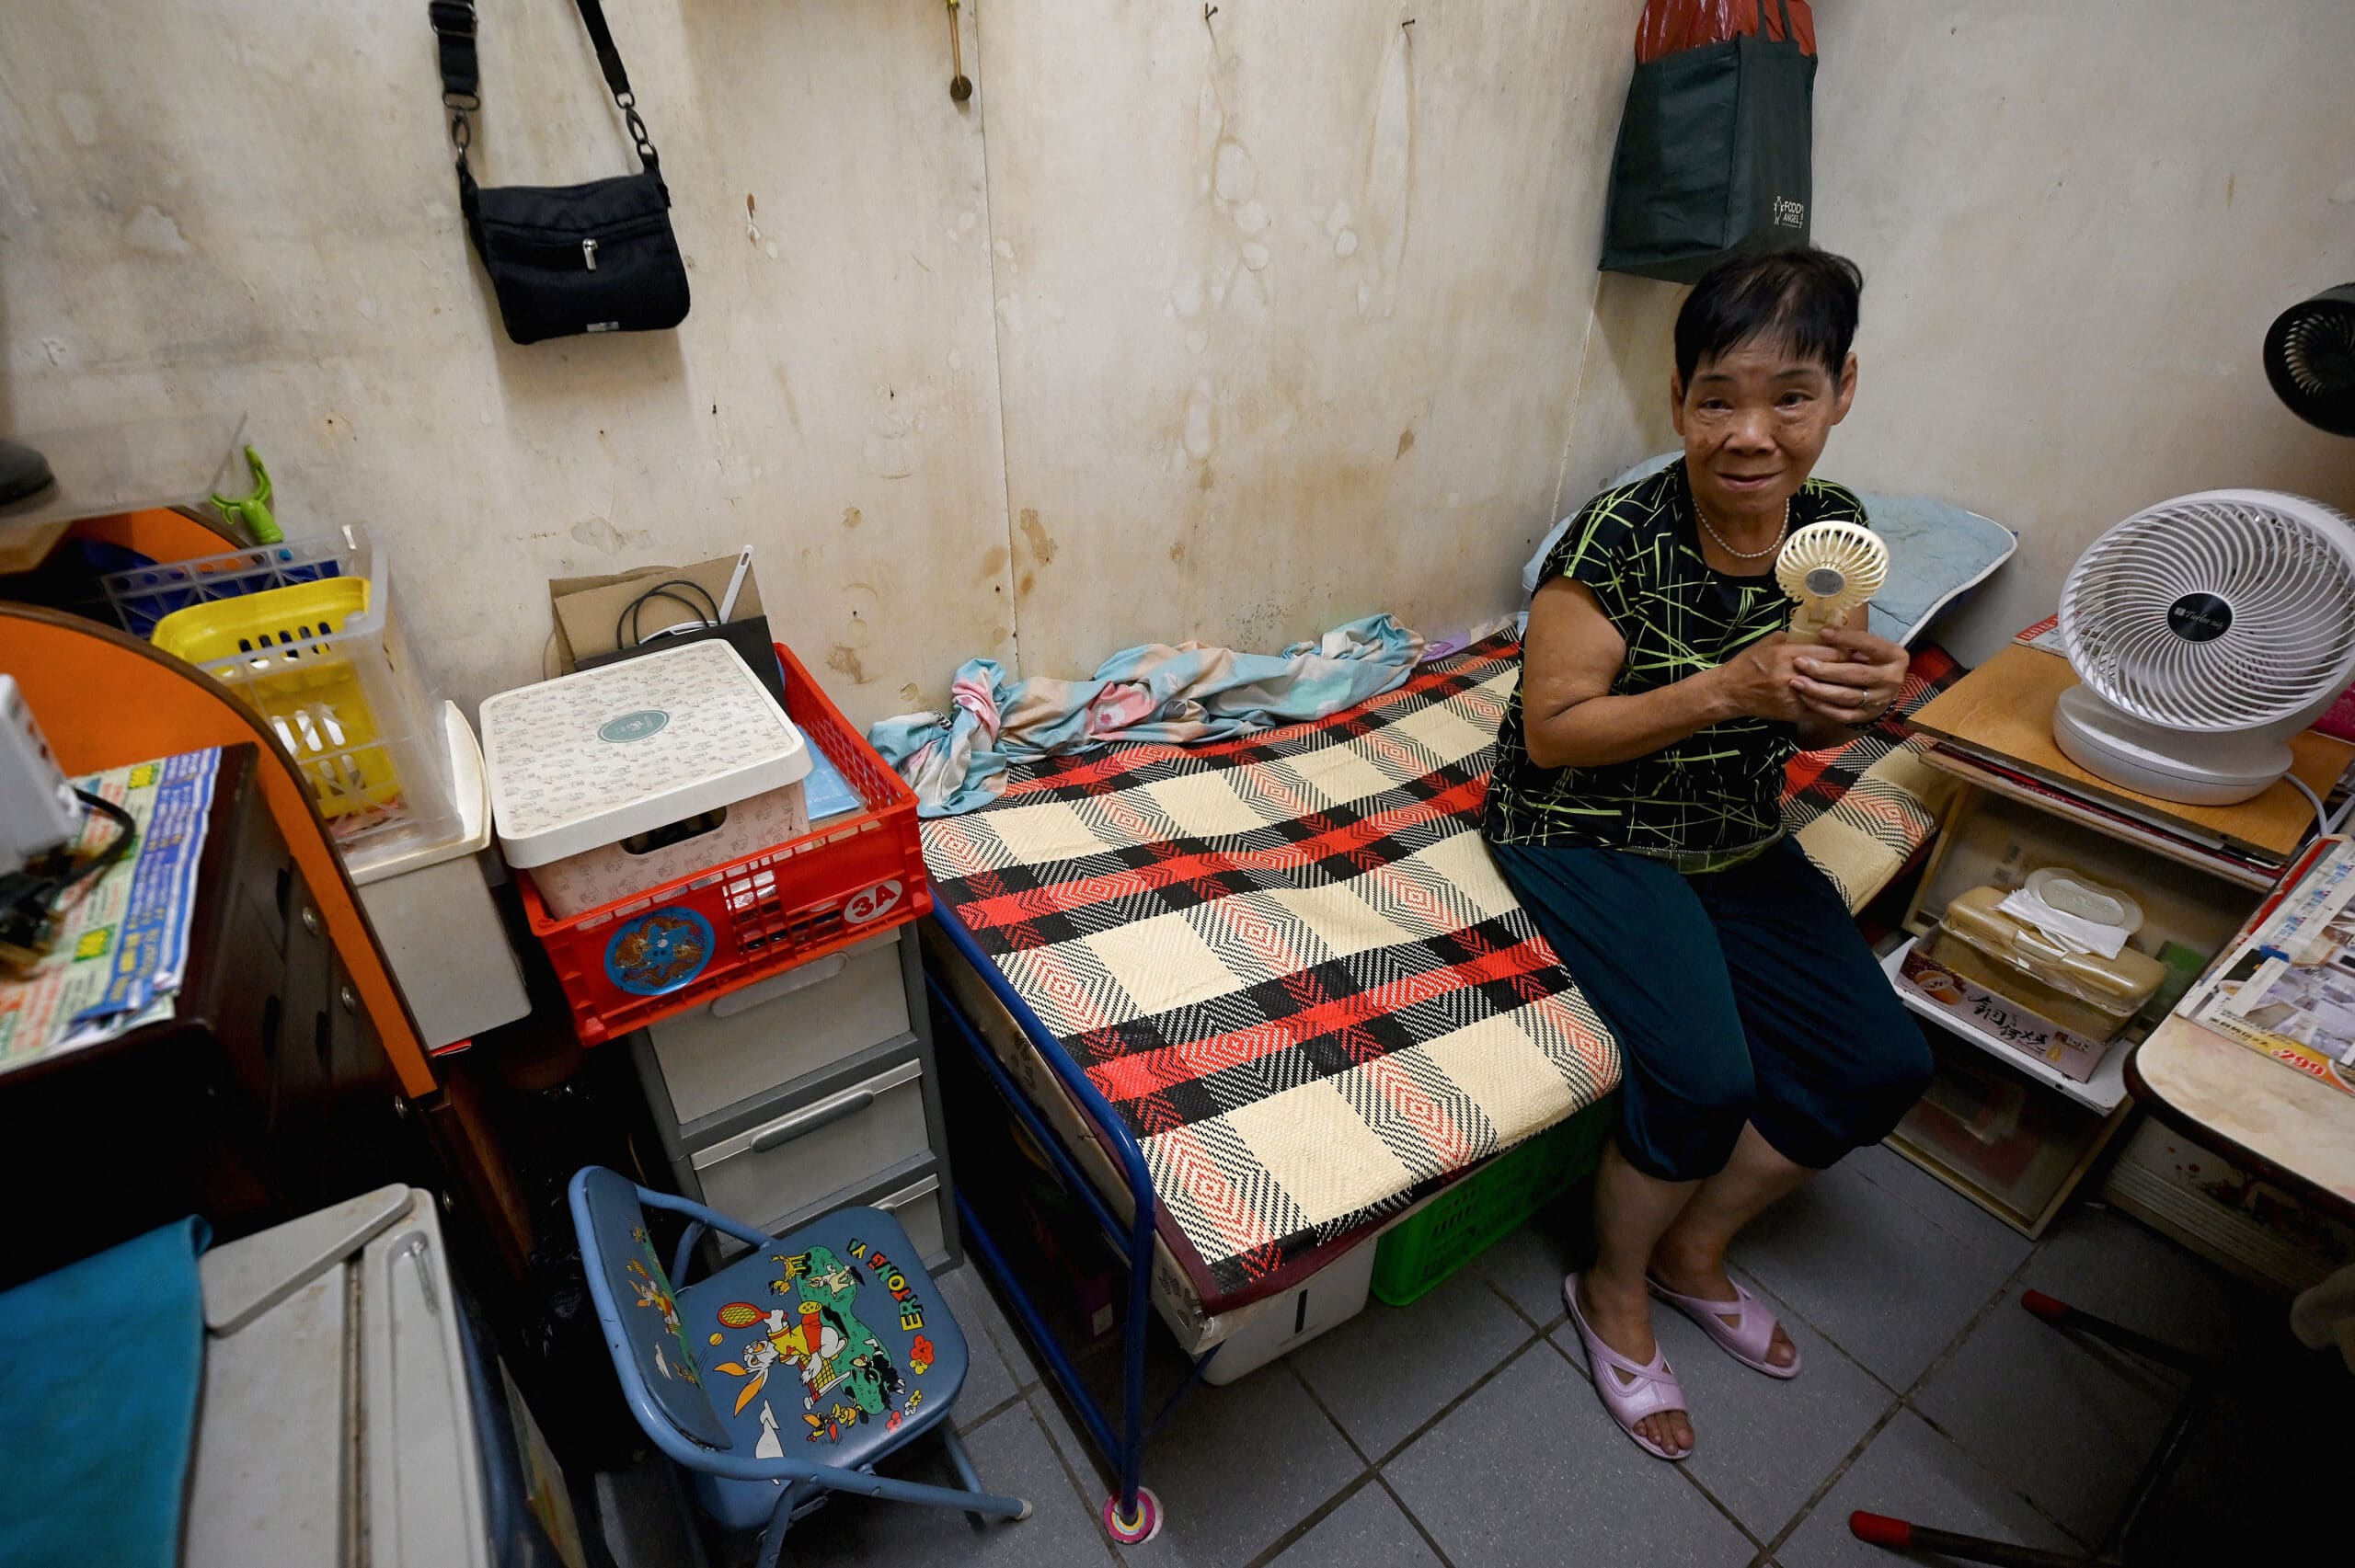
left=1488, top=836, right=1932, bottom=1183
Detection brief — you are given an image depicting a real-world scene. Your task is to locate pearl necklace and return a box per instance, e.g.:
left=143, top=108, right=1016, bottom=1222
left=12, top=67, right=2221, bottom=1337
left=1696, top=497, right=1791, bottom=562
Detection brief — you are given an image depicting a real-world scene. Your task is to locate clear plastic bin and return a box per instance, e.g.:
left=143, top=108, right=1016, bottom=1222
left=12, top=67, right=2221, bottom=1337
left=1924, top=884, right=2167, bottom=1043
left=151, top=562, right=455, bottom=864
left=98, top=524, right=373, bottom=638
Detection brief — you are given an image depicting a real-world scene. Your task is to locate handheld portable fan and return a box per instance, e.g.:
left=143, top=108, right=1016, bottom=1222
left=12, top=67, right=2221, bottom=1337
left=2054, top=489, right=2355, bottom=805
left=1775, top=521, right=1889, bottom=642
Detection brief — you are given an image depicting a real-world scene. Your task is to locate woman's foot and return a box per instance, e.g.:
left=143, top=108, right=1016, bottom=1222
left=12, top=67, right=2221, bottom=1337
left=1648, top=1246, right=1798, bottom=1374
left=1567, top=1274, right=1694, bottom=1458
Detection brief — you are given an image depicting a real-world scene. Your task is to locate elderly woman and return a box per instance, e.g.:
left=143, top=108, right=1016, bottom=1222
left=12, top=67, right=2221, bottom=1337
left=1483, top=249, right=1932, bottom=1460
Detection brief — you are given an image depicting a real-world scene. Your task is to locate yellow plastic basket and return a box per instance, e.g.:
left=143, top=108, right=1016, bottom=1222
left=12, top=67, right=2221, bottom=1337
left=154, top=578, right=407, bottom=819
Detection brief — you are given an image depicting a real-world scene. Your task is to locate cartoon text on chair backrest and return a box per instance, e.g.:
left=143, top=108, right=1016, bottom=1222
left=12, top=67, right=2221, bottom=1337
left=571, top=1168, right=735, bottom=1451
left=696, top=1207, right=964, bottom=1451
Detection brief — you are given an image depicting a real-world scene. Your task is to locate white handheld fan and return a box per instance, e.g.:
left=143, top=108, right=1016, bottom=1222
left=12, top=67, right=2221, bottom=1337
left=2054, top=489, right=2355, bottom=805
left=1775, top=521, right=1889, bottom=642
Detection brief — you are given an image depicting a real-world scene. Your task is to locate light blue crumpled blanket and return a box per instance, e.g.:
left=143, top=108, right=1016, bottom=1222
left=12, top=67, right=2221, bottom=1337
left=868, top=613, right=1425, bottom=817
left=1522, top=452, right=2018, bottom=645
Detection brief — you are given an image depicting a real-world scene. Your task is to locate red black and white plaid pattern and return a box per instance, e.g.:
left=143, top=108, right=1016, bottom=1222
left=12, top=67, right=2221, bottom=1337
left=925, top=635, right=1961, bottom=1305
left=1782, top=643, right=1964, bottom=907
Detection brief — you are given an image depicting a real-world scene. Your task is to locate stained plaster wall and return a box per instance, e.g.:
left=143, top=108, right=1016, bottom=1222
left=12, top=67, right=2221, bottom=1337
left=0, top=0, right=1633, bottom=726
left=1566, top=1, right=2355, bottom=667
left=6, top=3, right=2349, bottom=721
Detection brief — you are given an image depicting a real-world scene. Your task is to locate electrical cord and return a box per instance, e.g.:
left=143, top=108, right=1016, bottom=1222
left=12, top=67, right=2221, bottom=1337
left=2287, top=773, right=2328, bottom=842
left=615, top=578, right=721, bottom=652
left=0, top=790, right=137, bottom=974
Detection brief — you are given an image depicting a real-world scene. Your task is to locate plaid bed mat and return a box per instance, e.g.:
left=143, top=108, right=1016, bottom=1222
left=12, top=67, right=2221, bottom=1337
left=923, top=634, right=1962, bottom=1308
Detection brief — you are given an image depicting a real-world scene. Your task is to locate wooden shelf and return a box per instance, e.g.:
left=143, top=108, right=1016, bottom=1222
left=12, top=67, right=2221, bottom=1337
left=1920, top=749, right=2280, bottom=892
left=1882, top=937, right=2132, bottom=1114
left=1907, top=644, right=2352, bottom=864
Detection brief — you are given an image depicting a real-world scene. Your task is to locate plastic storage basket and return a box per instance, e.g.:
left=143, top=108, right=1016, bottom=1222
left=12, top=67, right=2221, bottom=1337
left=100, top=524, right=372, bottom=638
left=152, top=567, right=454, bottom=857
left=516, top=642, right=930, bottom=1047
left=1370, top=1102, right=1614, bottom=1307
left=481, top=640, right=813, bottom=920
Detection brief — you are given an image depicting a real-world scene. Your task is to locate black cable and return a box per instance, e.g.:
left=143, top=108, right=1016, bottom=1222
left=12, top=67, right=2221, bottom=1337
left=615, top=578, right=720, bottom=651
left=0, top=791, right=138, bottom=970
left=61, top=789, right=136, bottom=892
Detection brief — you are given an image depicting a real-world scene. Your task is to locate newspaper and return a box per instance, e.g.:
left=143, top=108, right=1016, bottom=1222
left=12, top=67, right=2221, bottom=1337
left=0, top=748, right=220, bottom=1074
left=2181, top=835, right=2355, bottom=1096
left=2012, top=612, right=2066, bottom=655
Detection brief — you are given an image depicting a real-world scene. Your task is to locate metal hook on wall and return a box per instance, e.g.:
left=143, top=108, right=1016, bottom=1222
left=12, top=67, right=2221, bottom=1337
left=946, top=0, right=971, bottom=102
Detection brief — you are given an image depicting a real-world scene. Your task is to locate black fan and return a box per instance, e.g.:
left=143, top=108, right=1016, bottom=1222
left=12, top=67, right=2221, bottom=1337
left=2267, top=283, right=2355, bottom=436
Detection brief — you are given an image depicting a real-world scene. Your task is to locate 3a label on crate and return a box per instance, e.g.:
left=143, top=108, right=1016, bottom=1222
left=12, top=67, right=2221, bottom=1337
left=604, top=906, right=716, bottom=995
left=844, top=879, right=904, bottom=926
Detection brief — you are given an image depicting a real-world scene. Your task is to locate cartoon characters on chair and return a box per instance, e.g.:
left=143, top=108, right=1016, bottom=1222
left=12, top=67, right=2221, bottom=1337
left=712, top=1236, right=930, bottom=1444
left=626, top=1225, right=703, bottom=1387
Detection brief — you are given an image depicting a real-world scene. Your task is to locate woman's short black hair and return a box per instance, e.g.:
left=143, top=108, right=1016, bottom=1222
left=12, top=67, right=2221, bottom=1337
left=1673, top=248, right=1863, bottom=388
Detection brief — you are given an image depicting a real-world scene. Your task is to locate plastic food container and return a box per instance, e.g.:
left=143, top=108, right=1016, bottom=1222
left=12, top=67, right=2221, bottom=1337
left=1924, top=883, right=2167, bottom=1042
left=482, top=640, right=813, bottom=919
left=152, top=567, right=455, bottom=856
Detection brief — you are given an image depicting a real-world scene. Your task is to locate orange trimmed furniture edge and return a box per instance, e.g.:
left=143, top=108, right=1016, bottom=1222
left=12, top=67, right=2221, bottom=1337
left=0, top=601, right=437, bottom=1097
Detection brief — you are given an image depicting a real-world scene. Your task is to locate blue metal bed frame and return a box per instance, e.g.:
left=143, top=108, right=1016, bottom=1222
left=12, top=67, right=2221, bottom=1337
left=926, top=902, right=1215, bottom=1547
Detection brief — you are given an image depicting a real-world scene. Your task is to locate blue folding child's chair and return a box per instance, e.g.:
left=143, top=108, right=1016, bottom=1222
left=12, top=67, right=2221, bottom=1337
left=568, top=1167, right=1029, bottom=1566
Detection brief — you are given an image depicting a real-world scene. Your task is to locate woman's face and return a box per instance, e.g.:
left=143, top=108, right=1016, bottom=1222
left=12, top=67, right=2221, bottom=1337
left=1670, top=338, right=1858, bottom=527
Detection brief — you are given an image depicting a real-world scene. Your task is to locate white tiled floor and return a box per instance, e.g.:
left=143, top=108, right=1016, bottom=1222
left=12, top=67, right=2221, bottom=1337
left=674, top=1143, right=2340, bottom=1567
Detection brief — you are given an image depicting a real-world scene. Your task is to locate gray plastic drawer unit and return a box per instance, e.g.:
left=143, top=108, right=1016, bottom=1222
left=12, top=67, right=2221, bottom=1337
left=690, top=1056, right=929, bottom=1222
left=630, top=923, right=960, bottom=1272
left=647, top=930, right=911, bottom=1124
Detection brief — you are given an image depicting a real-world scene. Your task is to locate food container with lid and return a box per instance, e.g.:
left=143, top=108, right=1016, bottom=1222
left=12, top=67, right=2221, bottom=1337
left=1924, top=882, right=2168, bottom=1043
left=481, top=640, right=811, bottom=918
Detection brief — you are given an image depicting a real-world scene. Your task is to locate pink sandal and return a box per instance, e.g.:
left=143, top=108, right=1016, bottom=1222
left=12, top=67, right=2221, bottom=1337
left=1648, top=1275, right=1802, bottom=1379
left=1563, top=1275, right=1692, bottom=1461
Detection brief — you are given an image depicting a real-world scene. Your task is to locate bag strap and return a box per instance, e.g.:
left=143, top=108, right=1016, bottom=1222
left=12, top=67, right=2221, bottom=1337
left=428, top=0, right=480, bottom=172
left=570, top=0, right=661, bottom=171
left=1757, top=0, right=1797, bottom=44
left=425, top=0, right=660, bottom=175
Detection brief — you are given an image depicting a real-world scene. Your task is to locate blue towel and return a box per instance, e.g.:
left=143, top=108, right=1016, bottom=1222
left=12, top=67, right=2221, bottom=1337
left=0, top=1218, right=210, bottom=1568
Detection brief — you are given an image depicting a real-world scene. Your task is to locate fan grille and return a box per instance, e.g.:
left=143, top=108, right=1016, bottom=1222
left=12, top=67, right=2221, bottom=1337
left=2059, top=494, right=2355, bottom=731
left=2265, top=288, right=2355, bottom=436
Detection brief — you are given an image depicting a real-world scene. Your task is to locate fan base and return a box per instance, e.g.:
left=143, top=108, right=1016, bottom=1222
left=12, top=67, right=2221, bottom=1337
left=2051, top=685, right=2290, bottom=807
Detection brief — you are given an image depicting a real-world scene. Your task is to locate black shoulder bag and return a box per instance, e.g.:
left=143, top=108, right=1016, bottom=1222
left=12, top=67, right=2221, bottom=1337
left=427, top=0, right=691, bottom=344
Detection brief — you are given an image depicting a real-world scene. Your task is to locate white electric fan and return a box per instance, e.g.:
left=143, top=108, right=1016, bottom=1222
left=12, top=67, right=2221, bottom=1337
left=1776, top=521, right=1889, bottom=642
left=2053, top=489, right=2355, bottom=805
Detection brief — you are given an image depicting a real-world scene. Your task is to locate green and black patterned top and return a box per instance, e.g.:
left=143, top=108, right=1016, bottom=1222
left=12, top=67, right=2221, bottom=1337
left=1483, top=459, right=1871, bottom=868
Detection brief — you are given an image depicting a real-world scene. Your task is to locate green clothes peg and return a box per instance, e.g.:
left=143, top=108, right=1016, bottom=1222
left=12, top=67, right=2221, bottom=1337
left=211, top=446, right=281, bottom=544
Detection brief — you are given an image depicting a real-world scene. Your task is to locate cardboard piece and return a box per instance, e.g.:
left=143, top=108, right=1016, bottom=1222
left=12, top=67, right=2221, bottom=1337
left=548, top=555, right=767, bottom=672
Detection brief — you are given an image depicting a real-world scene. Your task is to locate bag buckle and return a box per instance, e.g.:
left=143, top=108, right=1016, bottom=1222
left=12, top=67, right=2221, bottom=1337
left=429, top=0, right=481, bottom=109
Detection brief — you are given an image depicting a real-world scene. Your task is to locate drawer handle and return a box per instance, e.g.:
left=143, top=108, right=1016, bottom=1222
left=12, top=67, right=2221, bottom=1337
left=750, top=1091, right=874, bottom=1152
left=710, top=953, right=849, bottom=1019
left=873, top=1176, right=939, bottom=1213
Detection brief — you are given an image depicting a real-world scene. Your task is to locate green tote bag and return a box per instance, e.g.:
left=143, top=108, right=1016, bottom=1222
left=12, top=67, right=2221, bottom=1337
left=1600, top=0, right=1817, bottom=283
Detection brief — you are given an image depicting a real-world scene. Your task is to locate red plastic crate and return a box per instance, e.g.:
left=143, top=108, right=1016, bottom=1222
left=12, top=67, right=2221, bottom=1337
left=517, top=642, right=931, bottom=1046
